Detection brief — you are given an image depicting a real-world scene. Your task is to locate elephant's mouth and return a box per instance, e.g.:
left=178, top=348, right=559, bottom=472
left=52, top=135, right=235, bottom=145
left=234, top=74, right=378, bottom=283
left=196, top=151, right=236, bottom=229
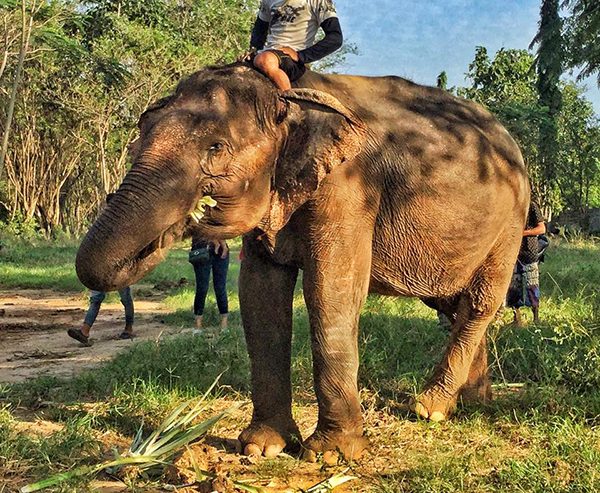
left=119, top=195, right=218, bottom=281
left=113, top=221, right=185, bottom=287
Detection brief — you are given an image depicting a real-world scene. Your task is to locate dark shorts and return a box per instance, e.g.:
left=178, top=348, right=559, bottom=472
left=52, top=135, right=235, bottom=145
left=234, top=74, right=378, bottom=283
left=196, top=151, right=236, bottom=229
left=269, top=49, right=306, bottom=82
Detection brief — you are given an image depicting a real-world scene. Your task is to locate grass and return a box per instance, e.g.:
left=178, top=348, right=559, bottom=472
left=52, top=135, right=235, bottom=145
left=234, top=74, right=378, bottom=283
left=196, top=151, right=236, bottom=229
left=0, top=235, right=599, bottom=491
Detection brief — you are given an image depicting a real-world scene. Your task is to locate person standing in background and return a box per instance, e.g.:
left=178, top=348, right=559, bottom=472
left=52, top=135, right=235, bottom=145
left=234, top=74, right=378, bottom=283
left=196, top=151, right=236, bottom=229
left=189, top=234, right=230, bottom=335
left=507, top=201, right=546, bottom=326
left=68, top=288, right=134, bottom=345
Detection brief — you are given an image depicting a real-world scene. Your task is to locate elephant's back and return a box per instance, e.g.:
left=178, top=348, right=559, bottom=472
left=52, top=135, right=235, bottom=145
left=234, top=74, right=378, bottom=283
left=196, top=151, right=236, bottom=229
left=298, top=70, right=525, bottom=174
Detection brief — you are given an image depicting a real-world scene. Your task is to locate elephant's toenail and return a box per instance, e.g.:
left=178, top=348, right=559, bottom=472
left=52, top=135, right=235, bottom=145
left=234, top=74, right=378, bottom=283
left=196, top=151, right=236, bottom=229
left=264, top=444, right=281, bottom=458
left=244, top=443, right=262, bottom=457
left=412, top=402, right=429, bottom=419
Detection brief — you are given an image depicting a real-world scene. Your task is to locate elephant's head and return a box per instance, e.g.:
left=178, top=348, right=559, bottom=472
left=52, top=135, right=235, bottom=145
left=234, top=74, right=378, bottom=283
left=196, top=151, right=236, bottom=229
left=76, top=64, right=365, bottom=291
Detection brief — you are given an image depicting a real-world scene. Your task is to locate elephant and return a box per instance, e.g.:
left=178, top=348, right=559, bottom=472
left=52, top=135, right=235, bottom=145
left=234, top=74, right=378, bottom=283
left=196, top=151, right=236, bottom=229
left=76, top=63, right=529, bottom=461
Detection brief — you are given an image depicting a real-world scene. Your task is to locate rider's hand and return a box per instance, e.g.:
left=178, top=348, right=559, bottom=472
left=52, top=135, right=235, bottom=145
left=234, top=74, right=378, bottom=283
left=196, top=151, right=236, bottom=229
left=278, top=46, right=299, bottom=62
left=218, top=241, right=229, bottom=259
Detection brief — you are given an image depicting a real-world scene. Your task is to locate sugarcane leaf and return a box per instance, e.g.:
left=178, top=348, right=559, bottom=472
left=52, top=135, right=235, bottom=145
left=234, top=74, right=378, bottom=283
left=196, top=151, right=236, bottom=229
left=21, top=456, right=167, bottom=492
left=20, top=466, right=94, bottom=492
left=185, top=445, right=204, bottom=481
left=139, top=426, right=187, bottom=457
left=234, top=481, right=266, bottom=493
left=159, top=399, right=195, bottom=431
left=178, top=399, right=209, bottom=427
left=141, top=400, right=192, bottom=451
left=153, top=403, right=243, bottom=458
left=21, top=377, right=239, bottom=493
left=129, top=421, right=146, bottom=452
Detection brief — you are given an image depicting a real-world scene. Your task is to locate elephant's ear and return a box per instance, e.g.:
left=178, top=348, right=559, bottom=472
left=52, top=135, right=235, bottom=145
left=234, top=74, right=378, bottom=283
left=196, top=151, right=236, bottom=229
left=259, top=89, right=366, bottom=245
left=129, top=96, right=175, bottom=162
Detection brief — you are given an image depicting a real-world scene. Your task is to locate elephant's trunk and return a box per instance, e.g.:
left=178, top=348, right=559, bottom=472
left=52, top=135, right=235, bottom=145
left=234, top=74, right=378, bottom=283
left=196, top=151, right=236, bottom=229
left=76, top=162, right=194, bottom=291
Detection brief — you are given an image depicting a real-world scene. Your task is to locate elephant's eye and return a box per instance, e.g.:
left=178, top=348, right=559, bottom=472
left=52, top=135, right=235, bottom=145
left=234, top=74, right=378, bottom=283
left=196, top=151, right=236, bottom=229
left=209, top=142, right=224, bottom=153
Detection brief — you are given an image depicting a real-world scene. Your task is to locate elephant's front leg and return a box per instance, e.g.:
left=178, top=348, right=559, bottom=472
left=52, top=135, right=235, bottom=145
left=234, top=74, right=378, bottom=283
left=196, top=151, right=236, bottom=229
left=238, top=237, right=300, bottom=457
left=301, top=229, right=372, bottom=462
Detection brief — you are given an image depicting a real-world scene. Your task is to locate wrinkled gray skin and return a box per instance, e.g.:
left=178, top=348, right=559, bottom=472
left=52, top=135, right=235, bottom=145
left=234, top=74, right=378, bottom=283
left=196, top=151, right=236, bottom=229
left=76, top=64, right=529, bottom=461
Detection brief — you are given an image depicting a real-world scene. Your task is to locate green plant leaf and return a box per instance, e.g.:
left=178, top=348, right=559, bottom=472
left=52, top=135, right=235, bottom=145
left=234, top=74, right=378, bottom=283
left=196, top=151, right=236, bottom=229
left=20, top=376, right=240, bottom=492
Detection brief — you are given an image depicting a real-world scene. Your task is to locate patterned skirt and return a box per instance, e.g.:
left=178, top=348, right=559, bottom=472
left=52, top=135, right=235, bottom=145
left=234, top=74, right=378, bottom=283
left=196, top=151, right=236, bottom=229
left=507, top=261, right=540, bottom=309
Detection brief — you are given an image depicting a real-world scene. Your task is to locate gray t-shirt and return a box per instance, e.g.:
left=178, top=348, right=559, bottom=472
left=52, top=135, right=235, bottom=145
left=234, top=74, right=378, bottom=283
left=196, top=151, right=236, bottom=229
left=259, top=0, right=338, bottom=52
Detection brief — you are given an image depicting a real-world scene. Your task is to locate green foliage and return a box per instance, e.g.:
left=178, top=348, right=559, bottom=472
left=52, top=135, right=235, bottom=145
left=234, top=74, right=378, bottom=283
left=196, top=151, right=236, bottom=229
left=0, top=211, right=40, bottom=240
left=458, top=48, right=545, bottom=199
left=556, top=83, right=600, bottom=209
left=0, top=406, right=101, bottom=489
left=563, top=0, right=600, bottom=85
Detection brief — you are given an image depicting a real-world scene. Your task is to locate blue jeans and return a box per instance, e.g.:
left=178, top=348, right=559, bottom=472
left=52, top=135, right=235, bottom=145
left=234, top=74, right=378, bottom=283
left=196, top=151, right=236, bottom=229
left=192, top=251, right=229, bottom=316
left=84, top=287, right=134, bottom=327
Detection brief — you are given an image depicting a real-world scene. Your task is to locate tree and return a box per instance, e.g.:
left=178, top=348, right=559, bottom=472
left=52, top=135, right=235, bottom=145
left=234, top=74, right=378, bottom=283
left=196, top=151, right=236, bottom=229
left=458, top=47, right=543, bottom=182
left=0, top=0, right=35, bottom=179
left=563, top=0, right=600, bottom=85
left=556, top=83, right=600, bottom=209
left=530, top=0, right=564, bottom=217
left=436, top=71, right=447, bottom=90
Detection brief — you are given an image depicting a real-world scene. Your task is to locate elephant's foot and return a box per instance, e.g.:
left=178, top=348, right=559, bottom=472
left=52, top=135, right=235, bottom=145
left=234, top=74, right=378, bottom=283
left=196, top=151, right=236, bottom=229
left=411, top=388, right=457, bottom=422
left=238, top=417, right=301, bottom=458
left=301, top=428, right=369, bottom=464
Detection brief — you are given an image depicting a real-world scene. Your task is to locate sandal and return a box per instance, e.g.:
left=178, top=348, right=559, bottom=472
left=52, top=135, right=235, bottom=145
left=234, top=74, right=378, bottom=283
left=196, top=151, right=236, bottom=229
left=67, top=328, right=90, bottom=346
left=118, top=331, right=134, bottom=340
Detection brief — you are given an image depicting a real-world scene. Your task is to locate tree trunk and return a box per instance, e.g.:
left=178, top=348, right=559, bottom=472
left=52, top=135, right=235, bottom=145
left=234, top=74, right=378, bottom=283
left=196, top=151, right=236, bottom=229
left=0, top=0, right=34, bottom=179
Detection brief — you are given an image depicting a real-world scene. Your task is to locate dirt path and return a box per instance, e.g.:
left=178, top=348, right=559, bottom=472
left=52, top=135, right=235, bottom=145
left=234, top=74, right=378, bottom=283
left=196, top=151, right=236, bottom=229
left=0, top=288, right=184, bottom=383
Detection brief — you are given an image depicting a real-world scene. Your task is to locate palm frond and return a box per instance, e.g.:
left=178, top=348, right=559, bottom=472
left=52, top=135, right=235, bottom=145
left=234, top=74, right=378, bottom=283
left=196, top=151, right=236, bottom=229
left=21, top=376, right=243, bottom=493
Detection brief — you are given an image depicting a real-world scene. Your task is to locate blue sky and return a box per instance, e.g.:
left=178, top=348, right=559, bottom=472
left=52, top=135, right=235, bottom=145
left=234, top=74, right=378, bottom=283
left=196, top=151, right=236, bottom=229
left=334, top=0, right=600, bottom=114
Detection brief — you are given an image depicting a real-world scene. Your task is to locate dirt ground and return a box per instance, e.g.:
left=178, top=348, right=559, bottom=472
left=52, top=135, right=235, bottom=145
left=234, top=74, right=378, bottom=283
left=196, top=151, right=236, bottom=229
left=0, top=288, right=184, bottom=384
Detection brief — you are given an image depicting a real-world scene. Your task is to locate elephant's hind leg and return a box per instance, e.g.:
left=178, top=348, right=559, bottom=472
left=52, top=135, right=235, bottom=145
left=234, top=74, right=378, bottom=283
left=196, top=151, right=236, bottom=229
left=238, top=237, right=301, bottom=457
left=413, top=249, right=512, bottom=421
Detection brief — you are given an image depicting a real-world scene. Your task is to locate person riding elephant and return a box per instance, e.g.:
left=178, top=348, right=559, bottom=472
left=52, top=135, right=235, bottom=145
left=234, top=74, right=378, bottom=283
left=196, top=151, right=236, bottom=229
left=76, top=63, right=529, bottom=462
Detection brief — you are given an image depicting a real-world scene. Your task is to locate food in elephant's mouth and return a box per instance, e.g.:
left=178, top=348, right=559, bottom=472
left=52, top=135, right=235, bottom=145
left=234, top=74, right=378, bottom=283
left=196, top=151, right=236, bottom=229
left=189, top=195, right=217, bottom=223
